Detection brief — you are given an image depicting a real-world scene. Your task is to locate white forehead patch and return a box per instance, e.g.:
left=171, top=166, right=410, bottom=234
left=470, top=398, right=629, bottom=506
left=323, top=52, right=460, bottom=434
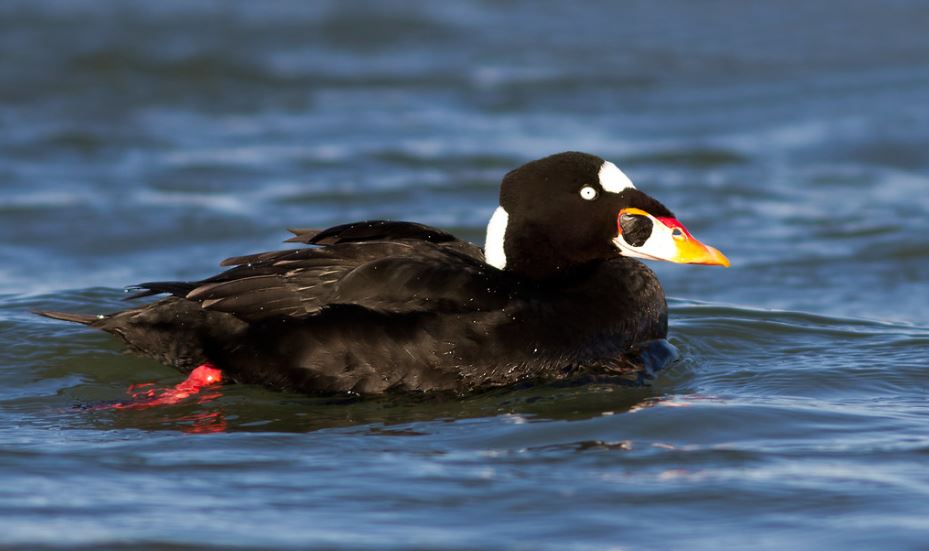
left=598, top=161, right=636, bottom=193
left=484, top=206, right=509, bottom=269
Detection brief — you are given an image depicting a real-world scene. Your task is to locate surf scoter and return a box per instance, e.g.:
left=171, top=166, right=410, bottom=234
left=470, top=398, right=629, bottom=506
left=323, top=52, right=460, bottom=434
left=39, top=152, right=728, bottom=396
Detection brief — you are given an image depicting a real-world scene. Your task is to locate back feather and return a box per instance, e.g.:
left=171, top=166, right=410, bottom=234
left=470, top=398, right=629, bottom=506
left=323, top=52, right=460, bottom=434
left=124, top=220, right=497, bottom=321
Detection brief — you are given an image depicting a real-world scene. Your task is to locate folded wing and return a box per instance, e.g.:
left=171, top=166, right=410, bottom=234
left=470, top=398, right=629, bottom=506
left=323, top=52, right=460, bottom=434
left=130, top=221, right=507, bottom=322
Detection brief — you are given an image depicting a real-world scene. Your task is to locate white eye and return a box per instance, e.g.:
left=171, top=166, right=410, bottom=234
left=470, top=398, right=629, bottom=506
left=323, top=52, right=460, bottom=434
left=579, top=186, right=598, bottom=201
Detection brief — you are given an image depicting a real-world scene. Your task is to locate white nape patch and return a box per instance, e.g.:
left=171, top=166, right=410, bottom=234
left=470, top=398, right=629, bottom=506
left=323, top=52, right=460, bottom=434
left=598, top=161, right=636, bottom=193
left=484, top=206, right=509, bottom=269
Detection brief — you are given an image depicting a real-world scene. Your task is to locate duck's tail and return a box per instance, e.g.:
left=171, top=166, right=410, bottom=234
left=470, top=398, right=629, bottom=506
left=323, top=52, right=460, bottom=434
left=35, top=298, right=248, bottom=374
left=34, top=310, right=103, bottom=325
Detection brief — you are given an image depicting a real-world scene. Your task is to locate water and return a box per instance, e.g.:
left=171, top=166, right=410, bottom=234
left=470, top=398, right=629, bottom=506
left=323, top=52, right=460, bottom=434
left=2, top=0, right=929, bottom=548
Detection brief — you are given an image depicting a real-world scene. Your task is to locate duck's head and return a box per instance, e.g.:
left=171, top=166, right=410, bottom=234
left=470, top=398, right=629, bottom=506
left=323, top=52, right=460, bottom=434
left=484, top=151, right=729, bottom=278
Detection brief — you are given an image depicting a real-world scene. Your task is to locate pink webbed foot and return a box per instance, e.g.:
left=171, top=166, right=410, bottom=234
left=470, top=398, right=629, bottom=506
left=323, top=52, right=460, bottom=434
left=104, top=363, right=225, bottom=410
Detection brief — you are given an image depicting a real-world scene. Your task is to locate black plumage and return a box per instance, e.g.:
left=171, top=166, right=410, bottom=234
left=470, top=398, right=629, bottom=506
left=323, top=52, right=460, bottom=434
left=38, top=152, right=692, bottom=396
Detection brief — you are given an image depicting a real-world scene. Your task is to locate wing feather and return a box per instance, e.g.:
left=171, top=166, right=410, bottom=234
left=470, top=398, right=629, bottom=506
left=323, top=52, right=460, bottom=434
left=130, top=221, right=499, bottom=321
left=287, top=220, right=459, bottom=245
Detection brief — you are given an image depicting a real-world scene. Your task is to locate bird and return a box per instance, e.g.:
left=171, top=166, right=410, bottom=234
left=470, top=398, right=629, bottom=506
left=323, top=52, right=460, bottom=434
left=38, top=151, right=729, bottom=397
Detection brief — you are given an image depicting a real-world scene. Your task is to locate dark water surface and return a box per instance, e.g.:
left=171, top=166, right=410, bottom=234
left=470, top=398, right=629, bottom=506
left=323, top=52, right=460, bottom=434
left=3, top=1, right=929, bottom=549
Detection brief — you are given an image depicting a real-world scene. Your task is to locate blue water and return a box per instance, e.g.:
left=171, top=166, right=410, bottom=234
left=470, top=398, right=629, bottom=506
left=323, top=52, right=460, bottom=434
left=2, top=1, right=929, bottom=549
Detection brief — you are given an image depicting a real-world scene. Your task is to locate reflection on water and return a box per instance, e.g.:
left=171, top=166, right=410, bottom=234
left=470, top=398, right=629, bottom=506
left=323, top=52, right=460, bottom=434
left=94, top=374, right=663, bottom=434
